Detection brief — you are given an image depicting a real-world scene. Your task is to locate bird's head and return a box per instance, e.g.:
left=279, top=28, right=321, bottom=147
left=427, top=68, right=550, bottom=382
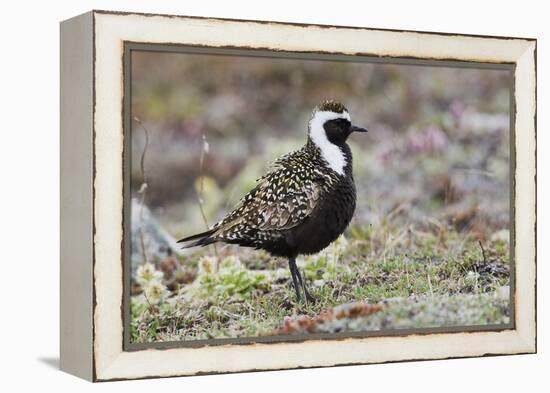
left=307, top=100, right=368, bottom=175
left=308, top=100, right=367, bottom=147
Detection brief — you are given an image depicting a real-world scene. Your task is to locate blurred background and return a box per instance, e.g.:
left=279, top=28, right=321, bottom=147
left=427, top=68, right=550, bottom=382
left=131, top=50, right=511, bottom=245
left=128, top=49, right=512, bottom=342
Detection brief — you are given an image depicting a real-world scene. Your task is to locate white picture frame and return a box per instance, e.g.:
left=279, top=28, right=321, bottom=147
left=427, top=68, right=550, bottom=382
left=60, top=10, right=536, bottom=381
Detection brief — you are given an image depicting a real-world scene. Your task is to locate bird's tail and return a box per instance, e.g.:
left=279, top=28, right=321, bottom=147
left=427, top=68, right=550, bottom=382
left=177, top=228, right=217, bottom=249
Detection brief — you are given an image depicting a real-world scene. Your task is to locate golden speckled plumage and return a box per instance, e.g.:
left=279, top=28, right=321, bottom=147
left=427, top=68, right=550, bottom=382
left=178, top=100, right=367, bottom=302
left=317, top=99, right=348, bottom=114
left=210, top=143, right=340, bottom=248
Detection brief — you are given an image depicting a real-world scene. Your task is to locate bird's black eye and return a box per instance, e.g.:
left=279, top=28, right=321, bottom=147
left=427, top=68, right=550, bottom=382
left=324, top=119, right=351, bottom=144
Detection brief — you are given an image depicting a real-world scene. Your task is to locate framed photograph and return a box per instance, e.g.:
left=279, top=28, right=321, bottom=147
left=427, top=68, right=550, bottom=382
left=60, top=10, right=536, bottom=381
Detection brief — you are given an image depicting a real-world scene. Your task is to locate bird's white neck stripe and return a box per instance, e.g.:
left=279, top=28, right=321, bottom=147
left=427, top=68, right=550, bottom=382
left=308, top=110, right=350, bottom=175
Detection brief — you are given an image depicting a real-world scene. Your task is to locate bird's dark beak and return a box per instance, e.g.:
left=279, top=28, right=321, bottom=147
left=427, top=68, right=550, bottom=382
left=350, top=125, right=368, bottom=133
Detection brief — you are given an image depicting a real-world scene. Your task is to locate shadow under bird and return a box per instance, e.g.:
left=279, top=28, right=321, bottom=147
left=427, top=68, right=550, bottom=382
left=178, top=100, right=368, bottom=303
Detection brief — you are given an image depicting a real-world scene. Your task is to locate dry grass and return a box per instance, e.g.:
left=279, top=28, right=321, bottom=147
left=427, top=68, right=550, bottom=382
left=130, top=218, right=510, bottom=343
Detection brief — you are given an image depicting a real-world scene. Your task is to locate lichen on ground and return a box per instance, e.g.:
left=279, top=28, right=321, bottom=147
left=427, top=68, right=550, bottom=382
left=130, top=226, right=510, bottom=343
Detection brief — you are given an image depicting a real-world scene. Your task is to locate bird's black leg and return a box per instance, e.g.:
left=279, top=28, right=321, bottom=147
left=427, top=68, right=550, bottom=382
left=294, top=267, right=315, bottom=304
left=288, top=257, right=301, bottom=302
left=289, top=257, right=315, bottom=304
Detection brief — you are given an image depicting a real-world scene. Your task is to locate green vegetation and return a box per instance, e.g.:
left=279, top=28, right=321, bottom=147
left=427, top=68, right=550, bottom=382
left=130, top=223, right=510, bottom=343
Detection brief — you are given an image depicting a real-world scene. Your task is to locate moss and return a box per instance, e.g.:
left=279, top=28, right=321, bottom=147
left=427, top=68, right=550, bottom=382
left=130, top=225, right=510, bottom=343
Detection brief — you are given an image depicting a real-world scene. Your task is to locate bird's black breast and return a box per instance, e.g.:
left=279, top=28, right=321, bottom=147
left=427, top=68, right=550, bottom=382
left=216, top=141, right=358, bottom=258
left=265, top=174, right=357, bottom=258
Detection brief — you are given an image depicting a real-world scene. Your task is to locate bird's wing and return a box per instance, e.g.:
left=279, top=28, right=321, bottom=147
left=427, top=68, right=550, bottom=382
left=212, top=153, right=328, bottom=240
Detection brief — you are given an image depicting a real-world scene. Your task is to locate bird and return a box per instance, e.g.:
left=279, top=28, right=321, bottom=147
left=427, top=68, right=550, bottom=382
left=178, top=100, right=368, bottom=303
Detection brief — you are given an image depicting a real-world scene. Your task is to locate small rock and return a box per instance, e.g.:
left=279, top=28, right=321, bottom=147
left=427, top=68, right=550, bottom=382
left=495, top=286, right=510, bottom=301
left=131, top=198, right=182, bottom=274
left=491, top=229, right=510, bottom=243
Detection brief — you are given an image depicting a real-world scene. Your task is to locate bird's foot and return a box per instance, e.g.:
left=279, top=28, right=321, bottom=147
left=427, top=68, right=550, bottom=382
left=304, top=288, right=316, bottom=305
